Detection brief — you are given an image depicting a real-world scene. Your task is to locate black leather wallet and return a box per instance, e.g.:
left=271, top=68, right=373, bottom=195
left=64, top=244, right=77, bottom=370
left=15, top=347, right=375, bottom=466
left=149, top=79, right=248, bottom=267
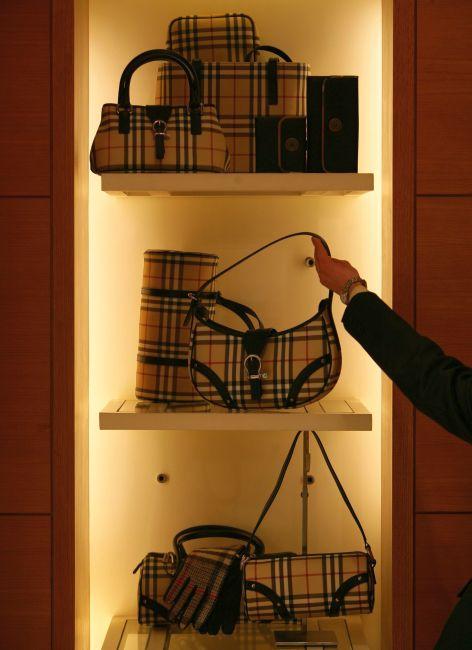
left=307, top=76, right=358, bottom=172
left=255, top=116, right=306, bottom=172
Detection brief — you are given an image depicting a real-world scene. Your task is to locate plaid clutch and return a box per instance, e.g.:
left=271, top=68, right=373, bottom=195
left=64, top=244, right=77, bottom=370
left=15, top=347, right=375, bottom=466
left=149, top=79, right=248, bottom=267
left=90, top=49, right=229, bottom=174
left=244, top=551, right=375, bottom=621
left=134, top=552, right=177, bottom=626
left=156, top=57, right=309, bottom=172
left=167, top=14, right=259, bottom=62
left=242, top=430, right=377, bottom=622
left=136, top=249, right=219, bottom=403
left=187, top=232, right=341, bottom=410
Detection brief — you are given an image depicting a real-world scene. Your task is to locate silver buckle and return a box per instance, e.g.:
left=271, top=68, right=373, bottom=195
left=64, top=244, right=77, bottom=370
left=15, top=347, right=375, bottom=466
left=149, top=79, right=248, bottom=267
left=244, top=354, right=268, bottom=380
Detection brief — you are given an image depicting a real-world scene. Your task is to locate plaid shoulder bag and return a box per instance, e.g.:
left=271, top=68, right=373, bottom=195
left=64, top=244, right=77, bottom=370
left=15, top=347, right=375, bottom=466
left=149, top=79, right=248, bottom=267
left=187, top=232, right=341, bottom=410
left=243, top=430, right=377, bottom=621
left=90, top=49, right=229, bottom=174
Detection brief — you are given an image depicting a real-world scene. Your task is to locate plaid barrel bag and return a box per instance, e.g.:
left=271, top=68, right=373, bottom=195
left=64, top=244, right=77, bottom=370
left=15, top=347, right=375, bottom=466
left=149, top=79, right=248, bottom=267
left=242, top=430, right=376, bottom=621
left=134, top=551, right=177, bottom=625
left=166, top=13, right=260, bottom=62
left=156, top=46, right=309, bottom=172
left=136, top=249, right=219, bottom=402
left=186, top=232, right=341, bottom=410
left=90, top=49, right=229, bottom=174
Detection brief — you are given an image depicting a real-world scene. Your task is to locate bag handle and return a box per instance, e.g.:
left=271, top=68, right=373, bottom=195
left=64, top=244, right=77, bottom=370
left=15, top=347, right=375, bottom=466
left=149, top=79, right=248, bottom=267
left=173, top=525, right=265, bottom=561
left=118, top=48, right=201, bottom=110
left=193, top=232, right=333, bottom=306
left=247, top=431, right=376, bottom=566
left=244, top=44, right=292, bottom=63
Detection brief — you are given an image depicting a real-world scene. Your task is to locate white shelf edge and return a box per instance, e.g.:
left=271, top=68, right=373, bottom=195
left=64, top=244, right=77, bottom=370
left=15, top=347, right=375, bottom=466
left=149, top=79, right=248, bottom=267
left=101, top=172, right=374, bottom=197
left=99, top=398, right=372, bottom=432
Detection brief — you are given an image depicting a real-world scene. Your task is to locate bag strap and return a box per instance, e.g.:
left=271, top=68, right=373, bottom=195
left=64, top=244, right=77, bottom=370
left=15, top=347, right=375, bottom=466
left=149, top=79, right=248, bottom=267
left=193, top=232, right=332, bottom=306
left=244, top=45, right=292, bottom=62
left=247, top=431, right=376, bottom=566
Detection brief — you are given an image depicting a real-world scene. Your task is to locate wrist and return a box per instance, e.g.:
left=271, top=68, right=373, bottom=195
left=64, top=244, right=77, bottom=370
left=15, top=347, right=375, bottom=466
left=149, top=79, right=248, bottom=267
left=347, top=283, right=368, bottom=303
left=340, top=277, right=367, bottom=305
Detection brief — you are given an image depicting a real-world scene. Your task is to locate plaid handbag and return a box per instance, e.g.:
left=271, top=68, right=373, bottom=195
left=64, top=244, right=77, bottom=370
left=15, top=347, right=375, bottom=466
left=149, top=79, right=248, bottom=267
left=166, top=14, right=259, bottom=62
left=156, top=47, right=309, bottom=172
left=136, top=249, right=219, bottom=403
left=187, top=232, right=341, bottom=410
left=134, top=551, right=177, bottom=625
left=243, top=430, right=376, bottom=621
left=90, top=49, right=229, bottom=174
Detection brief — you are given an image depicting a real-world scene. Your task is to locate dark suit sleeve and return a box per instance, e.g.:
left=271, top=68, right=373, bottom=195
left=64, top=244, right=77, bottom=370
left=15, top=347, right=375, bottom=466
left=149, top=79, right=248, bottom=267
left=342, top=291, right=472, bottom=445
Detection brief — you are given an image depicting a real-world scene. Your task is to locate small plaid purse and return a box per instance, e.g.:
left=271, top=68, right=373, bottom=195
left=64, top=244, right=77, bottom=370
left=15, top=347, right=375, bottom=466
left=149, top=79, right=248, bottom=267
left=134, top=552, right=177, bottom=626
left=187, top=232, right=341, bottom=410
left=90, top=49, right=229, bottom=174
left=243, top=430, right=376, bottom=621
left=166, top=14, right=260, bottom=62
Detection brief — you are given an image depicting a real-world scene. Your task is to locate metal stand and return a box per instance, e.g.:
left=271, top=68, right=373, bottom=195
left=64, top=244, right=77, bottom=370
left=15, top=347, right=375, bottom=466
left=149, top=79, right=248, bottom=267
left=273, top=431, right=338, bottom=648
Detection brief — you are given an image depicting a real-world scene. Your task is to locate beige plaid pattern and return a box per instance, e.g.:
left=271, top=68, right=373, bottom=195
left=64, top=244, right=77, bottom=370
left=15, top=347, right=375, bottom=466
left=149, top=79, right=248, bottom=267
left=167, top=14, right=259, bottom=62
left=244, top=551, right=374, bottom=621
left=156, top=62, right=309, bottom=172
left=189, top=300, right=341, bottom=409
left=90, top=103, right=230, bottom=174
left=137, top=552, right=176, bottom=625
left=136, top=250, right=218, bottom=402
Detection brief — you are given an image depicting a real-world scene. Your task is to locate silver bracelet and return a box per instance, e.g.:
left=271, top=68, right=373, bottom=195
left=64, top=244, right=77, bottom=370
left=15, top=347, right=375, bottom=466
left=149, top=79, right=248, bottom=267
left=340, top=277, right=367, bottom=305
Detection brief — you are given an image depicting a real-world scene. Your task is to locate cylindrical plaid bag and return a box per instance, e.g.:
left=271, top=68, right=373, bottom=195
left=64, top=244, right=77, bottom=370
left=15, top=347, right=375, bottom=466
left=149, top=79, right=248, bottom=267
left=242, top=431, right=376, bottom=622
left=156, top=46, right=309, bottom=172
left=136, top=249, right=219, bottom=402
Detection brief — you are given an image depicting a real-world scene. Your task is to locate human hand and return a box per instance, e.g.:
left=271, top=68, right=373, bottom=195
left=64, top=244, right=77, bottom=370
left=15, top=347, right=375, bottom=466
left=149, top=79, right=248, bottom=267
left=312, top=236, right=360, bottom=295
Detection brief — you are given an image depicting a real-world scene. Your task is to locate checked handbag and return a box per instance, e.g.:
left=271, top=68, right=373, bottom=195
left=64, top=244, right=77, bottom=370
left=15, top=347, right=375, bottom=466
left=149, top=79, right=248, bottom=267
left=134, top=552, right=177, bottom=626
left=166, top=14, right=260, bottom=62
left=90, top=49, right=229, bottom=174
left=136, top=249, right=219, bottom=403
left=156, top=45, right=309, bottom=172
left=243, top=430, right=377, bottom=621
left=187, top=232, right=342, bottom=410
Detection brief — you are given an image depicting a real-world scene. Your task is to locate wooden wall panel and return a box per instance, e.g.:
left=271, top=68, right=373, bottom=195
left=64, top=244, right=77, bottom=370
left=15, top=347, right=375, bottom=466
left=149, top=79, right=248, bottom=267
left=416, top=414, right=472, bottom=512
left=415, top=199, right=472, bottom=504
left=0, top=0, right=50, bottom=196
left=416, top=197, right=472, bottom=361
left=0, top=516, right=51, bottom=649
left=417, top=0, right=472, bottom=195
left=0, top=199, right=51, bottom=513
left=415, top=514, right=472, bottom=650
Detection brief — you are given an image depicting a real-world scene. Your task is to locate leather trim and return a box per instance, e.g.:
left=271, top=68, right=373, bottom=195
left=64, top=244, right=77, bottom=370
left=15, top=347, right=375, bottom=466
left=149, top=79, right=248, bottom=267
left=267, top=59, right=278, bottom=105
left=140, top=595, right=170, bottom=620
left=137, top=355, right=187, bottom=367
left=190, top=359, right=237, bottom=408
left=285, top=353, right=331, bottom=407
left=329, top=572, right=368, bottom=616
left=141, top=288, right=219, bottom=299
left=244, top=581, right=294, bottom=621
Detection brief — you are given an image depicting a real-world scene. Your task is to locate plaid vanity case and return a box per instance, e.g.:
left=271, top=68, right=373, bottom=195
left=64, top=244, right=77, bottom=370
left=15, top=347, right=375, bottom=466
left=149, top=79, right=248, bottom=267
left=134, top=552, right=177, bottom=625
left=166, top=13, right=260, bottom=62
left=136, top=249, right=219, bottom=402
left=156, top=58, right=309, bottom=172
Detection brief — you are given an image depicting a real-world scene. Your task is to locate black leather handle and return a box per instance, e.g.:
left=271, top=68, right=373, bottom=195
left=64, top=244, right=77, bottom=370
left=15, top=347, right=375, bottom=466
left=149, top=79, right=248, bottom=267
left=117, top=48, right=201, bottom=110
left=173, top=525, right=265, bottom=560
left=244, top=44, right=292, bottom=63
left=195, top=232, right=333, bottom=305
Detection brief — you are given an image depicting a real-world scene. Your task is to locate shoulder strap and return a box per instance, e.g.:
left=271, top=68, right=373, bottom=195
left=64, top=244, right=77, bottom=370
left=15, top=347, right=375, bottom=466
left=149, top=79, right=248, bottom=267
left=247, top=430, right=376, bottom=566
left=194, top=232, right=333, bottom=305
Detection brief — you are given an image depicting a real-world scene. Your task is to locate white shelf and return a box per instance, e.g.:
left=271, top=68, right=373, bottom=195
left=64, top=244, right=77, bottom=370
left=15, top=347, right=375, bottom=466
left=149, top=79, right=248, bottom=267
left=101, top=172, right=374, bottom=197
left=99, top=398, right=372, bottom=432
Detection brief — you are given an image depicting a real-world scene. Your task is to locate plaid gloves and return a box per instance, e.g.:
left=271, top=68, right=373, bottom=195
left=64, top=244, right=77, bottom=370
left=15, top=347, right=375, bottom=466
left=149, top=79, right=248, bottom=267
left=164, top=546, right=243, bottom=631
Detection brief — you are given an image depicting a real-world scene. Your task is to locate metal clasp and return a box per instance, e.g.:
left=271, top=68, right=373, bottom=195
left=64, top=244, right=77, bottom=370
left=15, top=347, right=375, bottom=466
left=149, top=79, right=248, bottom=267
left=244, top=354, right=268, bottom=380
left=152, top=119, right=168, bottom=136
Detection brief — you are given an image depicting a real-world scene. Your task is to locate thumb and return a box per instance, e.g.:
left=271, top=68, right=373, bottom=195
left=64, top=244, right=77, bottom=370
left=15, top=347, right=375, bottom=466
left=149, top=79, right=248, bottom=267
left=312, top=236, right=329, bottom=262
